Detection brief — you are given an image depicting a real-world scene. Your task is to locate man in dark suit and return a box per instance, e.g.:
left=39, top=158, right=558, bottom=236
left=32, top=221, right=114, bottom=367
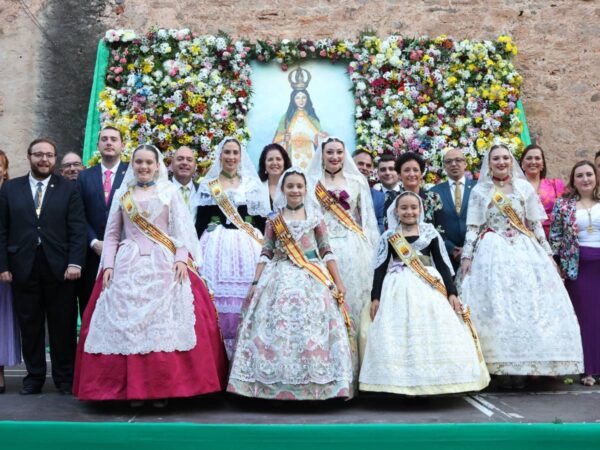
left=76, top=127, right=128, bottom=313
left=431, top=148, right=475, bottom=271
left=169, top=146, right=199, bottom=222
left=373, top=153, right=401, bottom=229
left=0, top=138, right=86, bottom=395
left=353, top=149, right=384, bottom=233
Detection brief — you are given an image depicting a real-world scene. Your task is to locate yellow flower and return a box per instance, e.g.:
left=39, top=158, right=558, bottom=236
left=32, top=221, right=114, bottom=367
left=476, top=138, right=487, bottom=149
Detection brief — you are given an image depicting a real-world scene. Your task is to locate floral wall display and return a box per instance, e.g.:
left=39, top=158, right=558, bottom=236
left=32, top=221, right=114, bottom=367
left=93, top=28, right=523, bottom=181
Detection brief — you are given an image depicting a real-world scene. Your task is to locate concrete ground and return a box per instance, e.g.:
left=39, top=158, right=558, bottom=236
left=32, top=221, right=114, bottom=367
left=1, top=364, right=599, bottom=424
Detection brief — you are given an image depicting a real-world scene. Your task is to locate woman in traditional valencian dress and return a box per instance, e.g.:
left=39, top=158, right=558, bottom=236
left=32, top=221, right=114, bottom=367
left=550, top=161, right=600, bottom=386
left=74, top=145, right=228, bottom=407
left=228, top=168, right=355, bottom=400
left=460, top=144, right=583, bottom=389
left=194, top=138, right=270, bottom=358
left=273, top=67, right=327, bottom=170
left=306, top=137, right=379, bottom=345
left=359, top=191, right=489, bottom=395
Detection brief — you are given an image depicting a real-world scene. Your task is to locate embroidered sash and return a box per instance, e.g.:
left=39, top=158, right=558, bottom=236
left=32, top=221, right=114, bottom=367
left=208, top=179, right=264, bottom=246
left=120, top=189, right=200, bottom=279
left=491, top=189, right=534, bottom=238
left=269, top=213, right=354, bottom=342
left=388, top=233, right=447, bottom=297
left=315, top=181, right=367, bottom=240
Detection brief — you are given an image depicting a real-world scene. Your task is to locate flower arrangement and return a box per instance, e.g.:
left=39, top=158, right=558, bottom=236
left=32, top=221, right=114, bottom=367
left=96, top=29, right=522, bottom=179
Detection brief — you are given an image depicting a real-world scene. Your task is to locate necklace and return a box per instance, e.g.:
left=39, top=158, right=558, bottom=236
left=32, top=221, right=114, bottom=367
left=136, top=180, right=156, bottom=190
left=325, top=167, right=343, bottom=180
left=582, top=201, right=598, bottom=233
left=220, top=170, right=238, bottom=180
left=492, top=175, right=510, bottom=187
left=285, top=202, right=304, bottom=211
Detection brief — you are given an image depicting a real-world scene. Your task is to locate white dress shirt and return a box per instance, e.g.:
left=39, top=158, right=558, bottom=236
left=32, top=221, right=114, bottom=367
left=28, top=173, right=52, bottom=206
left=171, top=177, right=198, bottom=222
left=449, top=176, right=466, bottom=207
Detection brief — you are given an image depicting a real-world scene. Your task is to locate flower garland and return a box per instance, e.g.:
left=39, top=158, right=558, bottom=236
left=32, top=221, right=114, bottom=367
left=95, top=29, right=523, bottom=180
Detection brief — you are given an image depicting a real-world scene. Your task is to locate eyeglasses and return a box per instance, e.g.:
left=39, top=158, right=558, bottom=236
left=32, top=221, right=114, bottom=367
left=30, top=152, right=56, bottom=160
left=444, top=158, right=466, bottom=165
left=61, top=162, right=83, bottom=169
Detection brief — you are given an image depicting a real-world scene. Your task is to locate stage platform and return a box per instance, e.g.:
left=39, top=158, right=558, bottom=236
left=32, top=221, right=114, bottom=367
left=2, top=365, right=600, bottom=449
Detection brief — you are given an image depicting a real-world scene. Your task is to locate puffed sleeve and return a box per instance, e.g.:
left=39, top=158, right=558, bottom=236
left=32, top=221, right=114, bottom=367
left=102, top=204, right=123, bottom=269
left=314, top=218, right=335, bottom=262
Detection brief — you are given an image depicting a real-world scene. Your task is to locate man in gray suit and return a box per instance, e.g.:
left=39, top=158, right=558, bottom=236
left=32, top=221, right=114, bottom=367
left=432, top=148, right=476, bottom=271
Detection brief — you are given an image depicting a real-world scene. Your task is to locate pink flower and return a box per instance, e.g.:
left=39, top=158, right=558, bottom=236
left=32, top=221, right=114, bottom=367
left=281, top=63, right=288, bottom=71
left=114, top=66, right=123, bottom=74
left=120, top=58, right=127, bottom=64
left=114, top=55, right=120, bottom=61
left=115, top=76, right=121, bottom=82
left=299, top=50, right=307, bottom=58
left=319, top=49, right=327, bottom=57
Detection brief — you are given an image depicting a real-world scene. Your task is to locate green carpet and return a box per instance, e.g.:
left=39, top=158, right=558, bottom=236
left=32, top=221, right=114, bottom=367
left=1, top=422, right=599, bottom=450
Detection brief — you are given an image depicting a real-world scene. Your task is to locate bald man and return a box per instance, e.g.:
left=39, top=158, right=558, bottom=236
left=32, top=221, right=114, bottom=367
left=431, top=148, right=476, bottom=270
left=59, top=152, right=84, bottom=181
left=170, top=146, right=199, bottom=221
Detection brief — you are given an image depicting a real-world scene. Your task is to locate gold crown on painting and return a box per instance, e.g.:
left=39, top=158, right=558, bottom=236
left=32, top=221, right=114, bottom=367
left=288, top=66, right=312, bottom=90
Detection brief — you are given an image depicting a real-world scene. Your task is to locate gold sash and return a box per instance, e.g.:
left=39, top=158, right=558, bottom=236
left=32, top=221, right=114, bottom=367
left=388, top=233, right=447, bottom=297
left=269, top=213, right=354, bottom=342
left=491, top=189, right=534, bottom=238
left=208, top=179, right=264, bottom=246
left=120, top=189, right=200, bottom=279
left=315, top=182, right=367, bottom=240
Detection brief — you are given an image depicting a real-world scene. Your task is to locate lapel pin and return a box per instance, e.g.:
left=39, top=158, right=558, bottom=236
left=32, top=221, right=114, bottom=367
left=50, top=184, right=55, bottom=188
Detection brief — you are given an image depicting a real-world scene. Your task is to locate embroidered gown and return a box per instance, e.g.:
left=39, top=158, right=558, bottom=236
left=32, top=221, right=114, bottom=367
left=317, top=178, right=375, bottom=333
left=228, top=215, right=355, bottom=400
left=74, top=189, right=228, bottom=401
left=196, top=182, right=266, bottom=359
left=460, top=180, right=583, bottom=375
left=359, top=227, right=490, bottom=395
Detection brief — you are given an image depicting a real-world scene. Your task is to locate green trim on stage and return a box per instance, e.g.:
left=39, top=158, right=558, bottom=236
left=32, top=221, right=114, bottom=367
left=83, top=40, right=109, bottom=164
left=1, top=423, right=599, bottom=450
left=517, top=99, right=532, bottom=146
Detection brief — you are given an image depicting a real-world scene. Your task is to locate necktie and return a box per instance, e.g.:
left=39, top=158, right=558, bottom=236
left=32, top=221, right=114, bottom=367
left=34, top=182, right=43, bottom=217
left=181, top=186, right=190, bottom=206
left=454, top=181, right=462, bottom=214
left=103, top=170, right=112, bottom=205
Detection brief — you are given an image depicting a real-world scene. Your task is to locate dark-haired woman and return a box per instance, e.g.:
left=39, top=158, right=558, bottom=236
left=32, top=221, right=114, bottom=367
left=550, top=161, right=600, bottom=386
left=228, top=167, right=354, bottom=400
left=74, top=145, right=227, bottom=406
left=396, top=152, right=442, bottom=226
left=258, top=143, right=292, bottom=209
left=520, top=144, right=565, bottom=237
left=273, top=89, right=327, bottom=170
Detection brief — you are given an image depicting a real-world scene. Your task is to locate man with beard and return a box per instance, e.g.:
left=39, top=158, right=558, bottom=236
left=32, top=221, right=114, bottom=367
left=0, top=138, right=86, bottom=395
left=374, top=153, right=401, bottom=229
left=76, top=127, right=127, bottom=313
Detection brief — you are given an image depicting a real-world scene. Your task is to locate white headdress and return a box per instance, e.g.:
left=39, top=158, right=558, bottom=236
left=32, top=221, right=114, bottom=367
left=194, top=137, right=270, bottom=216
left=375, top=190, right=454, bottom=275
left=272, top=166, right=322, bottom=220
left=306, top=136, right=379, bottom=247
left=104, top=144, right=203, bottom=268
left=467, top=143, right=546, bottom=226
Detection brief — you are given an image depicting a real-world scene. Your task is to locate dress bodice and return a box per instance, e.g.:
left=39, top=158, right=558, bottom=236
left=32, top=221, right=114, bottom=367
left=319, top=178, right=362, bottom=238
left=261, top=216, right=333, bottom=262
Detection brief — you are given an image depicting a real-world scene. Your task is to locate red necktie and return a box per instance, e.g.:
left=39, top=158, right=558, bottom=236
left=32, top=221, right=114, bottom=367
left=103, top=170, right=112, bottom=205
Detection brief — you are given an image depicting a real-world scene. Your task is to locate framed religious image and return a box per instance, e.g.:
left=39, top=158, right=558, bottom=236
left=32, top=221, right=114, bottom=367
left=246, top=61, right=356, bottom=169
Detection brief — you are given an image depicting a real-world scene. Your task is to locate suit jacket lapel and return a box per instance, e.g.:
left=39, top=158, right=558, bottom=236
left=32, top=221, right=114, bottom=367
left=108, top=162, right=127, bottom=207
left=461, top=180, right=474, bottom=218
left=440, top=182, right=457, bottom=217
left=19, top=177, right=38, bottom=220
left=39, top=175, right=58, bottom=219
left=91, top=164, right=104, bottom=206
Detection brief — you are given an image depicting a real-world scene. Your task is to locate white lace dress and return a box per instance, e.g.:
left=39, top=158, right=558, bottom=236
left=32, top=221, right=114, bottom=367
left=460, top=183, right=583, bottom=375
left=227, top=216, right=355, bottom=400
left=359, top=229, right=490, bottom=395
left=318, top=178, right=375, bottom=332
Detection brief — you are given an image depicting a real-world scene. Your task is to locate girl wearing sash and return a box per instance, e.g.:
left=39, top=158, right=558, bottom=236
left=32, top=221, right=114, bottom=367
left=228, top=168, right=355, bottom=400
left=359, top=191, right=489, bottom=395
left=194, top=138, right=270, bottom=359
left=306, top=137, right=379, bottom=345
left=460, top=144, right=582, bottom=389
left=74, top=145, right=227, bottom=406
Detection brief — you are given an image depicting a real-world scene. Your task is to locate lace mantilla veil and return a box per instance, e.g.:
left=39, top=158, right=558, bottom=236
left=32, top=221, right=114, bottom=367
left=467, top=144, right=547, bottom=227
left=375, top=190, right=454, bottom=275
left=272, top=166, right=323, bottom=221
left=193, top=137, right=270, bottom=217
left=306, top=136, right=380, bottom=248
left=102, top=144, right=203, bottom=269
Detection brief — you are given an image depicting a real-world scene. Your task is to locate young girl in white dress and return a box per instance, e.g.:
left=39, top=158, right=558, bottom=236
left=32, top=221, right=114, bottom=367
left=359, top=191, right=490, bottom=395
